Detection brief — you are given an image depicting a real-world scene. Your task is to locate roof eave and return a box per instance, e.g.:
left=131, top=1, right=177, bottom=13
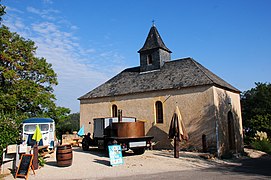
left=78, top=83, right=240, bottom=101
left=137, top=47, right=172, bottom=53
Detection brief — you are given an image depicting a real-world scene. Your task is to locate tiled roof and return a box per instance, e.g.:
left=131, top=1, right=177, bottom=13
left=79, top=58, right=240, bottom=100
left=138, top=25, right=171, bottom=53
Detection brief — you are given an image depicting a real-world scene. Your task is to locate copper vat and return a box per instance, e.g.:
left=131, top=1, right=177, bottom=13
left=112, top=121, right=145, bottom=138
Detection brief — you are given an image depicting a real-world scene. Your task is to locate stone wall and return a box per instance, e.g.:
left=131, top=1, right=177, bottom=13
left=80, top=85, right=221, bottom=152
left=213, top=87, right=243, bottom=156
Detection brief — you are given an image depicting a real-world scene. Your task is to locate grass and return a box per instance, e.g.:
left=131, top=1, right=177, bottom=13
left=251, top=139, right=271, bottom=155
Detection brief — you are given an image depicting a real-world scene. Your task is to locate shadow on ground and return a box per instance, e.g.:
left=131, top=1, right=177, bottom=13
left=221, top=154, right=271, bottom=177
left=93, top=159, right=110, bottom=166
left=102, top=153, right=271, bottom=180
left=45, top=161, right=58, bottom=167
left=72, top=146, right=142, bottom=157
left=154, top=149, right=271, bottom=177
left=72, top=147, right=108, bottom=157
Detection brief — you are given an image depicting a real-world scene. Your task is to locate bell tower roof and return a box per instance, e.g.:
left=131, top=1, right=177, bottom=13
left=138, top=25, right=172, bottom=53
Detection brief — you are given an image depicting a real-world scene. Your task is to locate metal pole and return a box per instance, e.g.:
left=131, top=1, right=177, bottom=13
left=117, top=109, right=122, bottom=122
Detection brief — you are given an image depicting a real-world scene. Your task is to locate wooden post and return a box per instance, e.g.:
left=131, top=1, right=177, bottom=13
left=14, top=145, right=19, bottom=171
left=174, top=136, right=180, bottom=158
left=33, top=145, right=38, bottom=170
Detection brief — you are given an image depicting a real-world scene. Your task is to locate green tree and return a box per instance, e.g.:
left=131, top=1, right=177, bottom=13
left=46, top=106, right=71, bottom=139
left=0, top=25, right=58, bottom=116
left=65, top=112, right=80, bottom=132
left=241, top=82, right=271, bottom=140
left=0, top=0, right=5, bottom=23
left=0, top=113, right=27, bottom=163
left=57, top=113, right=80, bottom=138
left=0, top=7, right=71, bottom=160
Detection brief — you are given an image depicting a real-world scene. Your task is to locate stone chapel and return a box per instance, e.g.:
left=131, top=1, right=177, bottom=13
left=79, top=25, right=244, bottom=156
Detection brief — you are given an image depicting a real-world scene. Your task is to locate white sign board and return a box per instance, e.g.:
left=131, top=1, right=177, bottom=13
left=7, top=144, right=17, bottom=154
left=19, top=144, right=27, bottom=153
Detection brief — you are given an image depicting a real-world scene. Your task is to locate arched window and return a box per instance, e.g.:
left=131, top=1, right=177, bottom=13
left=112, top=105, right=118, bottom=117
left=147, top=54, right=153, bottom=65
left=155, top=101, right=163, bottom=123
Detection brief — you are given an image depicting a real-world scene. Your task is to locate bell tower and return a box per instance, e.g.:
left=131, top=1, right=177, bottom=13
left=138, top=25, right=172, bottom=72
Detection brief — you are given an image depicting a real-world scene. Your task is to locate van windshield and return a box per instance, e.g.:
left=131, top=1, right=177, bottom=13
left=24, top=124, right=49, bottom=132
left=24, top=124, right=36, bottom=132
left=40, top=124, right=49, bottom=131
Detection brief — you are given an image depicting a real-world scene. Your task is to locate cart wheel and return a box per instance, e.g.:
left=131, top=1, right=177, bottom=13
left=132, top=148, right=145, bottom=155
left=82, top=138, right=89, bottom=151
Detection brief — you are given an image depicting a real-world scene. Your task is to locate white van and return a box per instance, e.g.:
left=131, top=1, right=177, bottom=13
left=22, top=118, right=56, bottom=149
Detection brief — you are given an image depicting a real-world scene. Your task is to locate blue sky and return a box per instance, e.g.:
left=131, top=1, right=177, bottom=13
left=2, top=0, right=271, bottom=113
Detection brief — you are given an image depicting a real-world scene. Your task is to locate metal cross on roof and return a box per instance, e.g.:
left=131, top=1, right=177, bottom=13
left=152, top=20, right=155, bottom=26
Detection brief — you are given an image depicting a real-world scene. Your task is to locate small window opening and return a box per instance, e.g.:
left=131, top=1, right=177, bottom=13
left=112, top=105, right=118, bottom=117
left=147, top=54, right=153, bottom=65
left=155, top=101, right=163, bottom=123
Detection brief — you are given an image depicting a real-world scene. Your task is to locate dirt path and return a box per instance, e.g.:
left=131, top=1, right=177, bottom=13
left=3, top=147, right=270, bottom=180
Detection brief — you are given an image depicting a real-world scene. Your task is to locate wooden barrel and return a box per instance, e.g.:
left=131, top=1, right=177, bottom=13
left=56, top=144, right=72, bottom=167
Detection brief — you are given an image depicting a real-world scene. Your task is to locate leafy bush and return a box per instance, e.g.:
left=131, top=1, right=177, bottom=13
left=0, top=113, right=25, bottom=163
left=38, top=154, right=46, bottom=167
left=251, top=139, right=271, bottom=155
left=251, top=131, right=271, bottom=155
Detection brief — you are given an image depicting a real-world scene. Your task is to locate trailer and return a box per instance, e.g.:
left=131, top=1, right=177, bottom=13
left=82, top=117, right=153, bottom=155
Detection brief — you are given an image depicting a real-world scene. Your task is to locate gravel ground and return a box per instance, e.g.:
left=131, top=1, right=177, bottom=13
left=3, top=147, right=230, bottom=180
left=3, top=147, right=270, bottom=180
